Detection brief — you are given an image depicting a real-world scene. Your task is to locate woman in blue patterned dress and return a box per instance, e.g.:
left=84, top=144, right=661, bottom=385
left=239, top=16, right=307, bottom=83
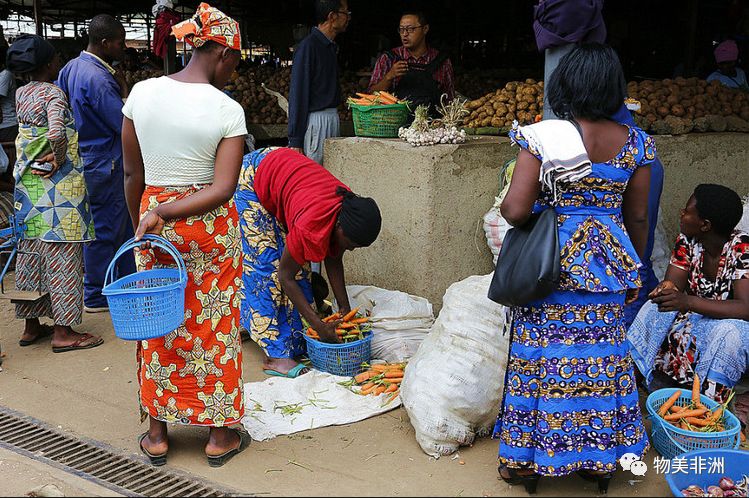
left=493, top=44, right=653, bottom=494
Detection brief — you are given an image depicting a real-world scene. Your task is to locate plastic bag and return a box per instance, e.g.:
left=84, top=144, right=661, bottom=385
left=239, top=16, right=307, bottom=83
left=483, top=159, right=515, bottom=264
left=400, top=274, right=510, bottom=458
left=739, top=194, right=749, bottom=234
left=651, top=208, right=671, bottom=281
left=343, top=285, right=434, bottom=363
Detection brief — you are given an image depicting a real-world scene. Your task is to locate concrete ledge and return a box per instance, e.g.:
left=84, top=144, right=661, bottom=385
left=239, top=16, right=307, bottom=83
left=325, top=134, right=749, bottom=308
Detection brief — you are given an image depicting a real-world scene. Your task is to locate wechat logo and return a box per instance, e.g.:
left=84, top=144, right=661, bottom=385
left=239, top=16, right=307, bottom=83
left=621, top=453, right=648, bottom=476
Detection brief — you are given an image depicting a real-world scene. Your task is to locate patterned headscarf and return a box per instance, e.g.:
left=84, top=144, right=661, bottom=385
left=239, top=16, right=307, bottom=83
left=171, top=2, right=241, bottom=51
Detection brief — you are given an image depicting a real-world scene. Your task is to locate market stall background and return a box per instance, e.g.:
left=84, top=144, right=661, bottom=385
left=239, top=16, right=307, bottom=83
left=3, top=0, right=746, bottom=135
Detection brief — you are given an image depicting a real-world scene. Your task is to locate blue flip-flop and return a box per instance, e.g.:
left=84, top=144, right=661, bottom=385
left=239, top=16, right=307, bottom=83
left=263, top=364, right=311, bottom=378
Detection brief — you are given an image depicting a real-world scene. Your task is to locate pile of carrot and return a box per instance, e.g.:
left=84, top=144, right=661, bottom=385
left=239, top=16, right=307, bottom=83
left=657, top=374, right=745, bottom=442
left=347, top=91, right=406, bottom=106
left=305, top=307, right=371, bottom=343
left=346, top=363, right=405, bottom=404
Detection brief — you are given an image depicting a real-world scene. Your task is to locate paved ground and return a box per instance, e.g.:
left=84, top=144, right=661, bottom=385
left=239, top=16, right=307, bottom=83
left=0, top=299, right=672, bottom=497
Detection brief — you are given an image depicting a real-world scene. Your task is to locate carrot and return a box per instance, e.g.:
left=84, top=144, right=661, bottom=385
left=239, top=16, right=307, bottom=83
left=385, top=389, right=400, bottom=403
left=711, top=407, right=724, bottom=423
left=659, top=390, right=682, bottom=416
left=342, top=307, right=360, bottom=322
left=356, top=92, right=377, bottom=99
left=371, top=364, right=388, bottom=372
left=360, top=382, right=375, bottom=391
left=336, top=329, right=347, bottom=336
left=664, top=408, right=708, bottom=421
left=692, top=373, right=701, bottom=406
left=685, top=417, right=711, bottom=427
left=323, top=313, right=340, bottom=323
left=384, top=371, right=404, bottom=379
left=378, top=91, right=399, bottom=103
left=360, top=384, right=376, bottom=395
left=354, top=370, right=376, bottom=384
left=339, top=322, right=357, bottom=329
left=374, top=386, right=386, bottom=395
left=680, top=421, right=690, bottom=430
left=350, top=317, right=369, bottom=324
left=384, top=384, right=398, bottom=393
left=669, top=405, right=686, bottom=414
left=376, top=93, right=397, bottom=104
left=385, top=377, right=402, bottom=384
left=741, top=431, right=747, bottom=443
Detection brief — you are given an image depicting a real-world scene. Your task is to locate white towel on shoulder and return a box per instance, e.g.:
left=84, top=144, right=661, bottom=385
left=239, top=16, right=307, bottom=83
left=514, top=120, right=592, bottom=199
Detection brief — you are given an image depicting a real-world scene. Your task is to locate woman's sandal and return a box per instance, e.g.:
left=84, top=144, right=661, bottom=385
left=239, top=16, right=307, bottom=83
left=498, top=465, right=541, bottom=495
left=19, top=324, right=54, bottom=347
left=52, top=333, right=103, bottom=353
left=138, top=432, right=167, bottom=467
left=206, top=429, right=251, bottom=468
left=577, top=470, right=614, bottom=495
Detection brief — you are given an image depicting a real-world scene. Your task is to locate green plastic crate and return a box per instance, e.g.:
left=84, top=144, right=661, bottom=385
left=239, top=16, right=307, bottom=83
left=350, top=103, right=410, bottom=138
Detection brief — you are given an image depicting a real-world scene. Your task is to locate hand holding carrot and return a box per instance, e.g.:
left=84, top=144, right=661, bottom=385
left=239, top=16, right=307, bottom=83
left=316, top=319, right=342, bottom=344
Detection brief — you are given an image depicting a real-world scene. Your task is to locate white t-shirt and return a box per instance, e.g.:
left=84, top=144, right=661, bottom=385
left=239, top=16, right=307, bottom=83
left=122, top=76, right=247, bottom=186
left=0, top=69, right=17, bottom=129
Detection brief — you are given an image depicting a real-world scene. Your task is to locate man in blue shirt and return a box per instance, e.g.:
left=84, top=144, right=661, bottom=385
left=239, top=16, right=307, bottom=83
left=287, top=0, right=350, bottom=164
left=57, top=14, right=135, bottom=312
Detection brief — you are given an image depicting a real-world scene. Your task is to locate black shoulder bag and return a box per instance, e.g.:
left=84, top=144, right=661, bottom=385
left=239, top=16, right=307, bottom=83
left=487, top=207, right=560, bottom=307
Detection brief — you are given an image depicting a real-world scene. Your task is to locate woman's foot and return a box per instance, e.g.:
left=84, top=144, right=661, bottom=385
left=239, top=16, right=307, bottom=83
left=140, top=418, right=168, bottom=466
left=262, top=357, right=310, bottom=377
left=50, top=326, right=103, bottom=353
left=498, top=465, right=540, bottom=494
left=205, top=427, right=251, bottom=467
left=19, top=319, right=54, bottom=346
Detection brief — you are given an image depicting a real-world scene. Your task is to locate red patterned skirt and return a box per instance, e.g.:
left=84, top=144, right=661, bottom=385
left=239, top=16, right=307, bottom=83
left=136, top=185, right=244, bottom=426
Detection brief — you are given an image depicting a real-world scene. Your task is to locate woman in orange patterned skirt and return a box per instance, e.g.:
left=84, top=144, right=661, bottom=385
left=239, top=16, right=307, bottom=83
left=122, top=3, right=248, bottom=467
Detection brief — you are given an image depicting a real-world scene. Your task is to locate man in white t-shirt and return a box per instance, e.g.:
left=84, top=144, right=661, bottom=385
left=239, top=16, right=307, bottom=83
left=0, top=47, right=18, bottom=143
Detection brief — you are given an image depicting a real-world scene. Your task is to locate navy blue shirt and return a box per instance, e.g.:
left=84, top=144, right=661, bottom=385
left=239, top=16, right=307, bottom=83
left=287, top=28, right=341, bottom=148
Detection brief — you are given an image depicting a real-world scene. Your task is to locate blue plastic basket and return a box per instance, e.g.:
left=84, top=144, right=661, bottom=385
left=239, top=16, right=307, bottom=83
left=664, top=449, right=749, bottom=497
left=303, top=333, right=372, bottom=377
left=102, top=235, right=187, bottom=341
left=646, top=388, right=741, bottom=460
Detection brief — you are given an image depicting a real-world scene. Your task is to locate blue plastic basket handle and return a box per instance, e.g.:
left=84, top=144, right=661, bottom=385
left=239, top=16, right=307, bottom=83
left=104, top=234, right=187, bottom=288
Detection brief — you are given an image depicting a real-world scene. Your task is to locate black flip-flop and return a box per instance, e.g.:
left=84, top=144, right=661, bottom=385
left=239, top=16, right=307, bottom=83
left=139, top=432, right=167, bottom=467
left=19, top=324, right=54, bottom=347
left=207, top=430, right=251, bottom=468
left=52, top=333, right=103, bottom=353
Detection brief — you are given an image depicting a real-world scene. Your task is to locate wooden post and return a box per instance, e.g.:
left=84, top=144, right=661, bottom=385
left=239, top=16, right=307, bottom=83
left=164, top=36, right=176, bottom=75
left=684, top=0, right=699, bottom=76
left=146, top=15, right=151, bottom=53
left=33, top=0, right=43, bottom=36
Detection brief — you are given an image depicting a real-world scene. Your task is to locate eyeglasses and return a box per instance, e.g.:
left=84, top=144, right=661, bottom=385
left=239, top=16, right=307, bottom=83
left=398, top=25, right=423, bottom=34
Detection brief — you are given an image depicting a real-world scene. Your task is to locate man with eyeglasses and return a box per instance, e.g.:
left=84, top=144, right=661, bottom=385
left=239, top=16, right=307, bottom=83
left=369, top=11, right=454, bottom=113
left=288, top=0, right=350, bottom=165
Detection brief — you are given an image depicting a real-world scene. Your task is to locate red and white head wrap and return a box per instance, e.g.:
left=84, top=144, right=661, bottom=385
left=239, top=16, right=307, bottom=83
left=172, top=2, right=241, bottom=51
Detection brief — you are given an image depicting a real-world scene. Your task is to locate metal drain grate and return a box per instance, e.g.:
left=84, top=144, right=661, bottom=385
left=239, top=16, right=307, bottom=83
left=0, top=405, right=247, bottom=497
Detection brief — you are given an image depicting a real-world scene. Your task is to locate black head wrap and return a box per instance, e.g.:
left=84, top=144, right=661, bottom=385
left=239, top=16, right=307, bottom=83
left=6, top=35, right=56, bottom=74
left=337, top=187, right=382, bottom=247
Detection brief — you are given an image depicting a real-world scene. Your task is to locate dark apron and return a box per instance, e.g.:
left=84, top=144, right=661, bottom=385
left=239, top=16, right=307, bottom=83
left=386, top=50, right=449, bottom=115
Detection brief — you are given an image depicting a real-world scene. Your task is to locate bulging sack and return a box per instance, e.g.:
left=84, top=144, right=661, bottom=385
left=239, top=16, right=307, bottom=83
left=400, top=274, right=510, bottom=457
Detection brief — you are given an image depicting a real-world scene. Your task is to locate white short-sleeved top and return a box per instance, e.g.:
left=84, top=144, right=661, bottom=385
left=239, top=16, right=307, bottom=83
left=122, top=76, right=247, bottom=186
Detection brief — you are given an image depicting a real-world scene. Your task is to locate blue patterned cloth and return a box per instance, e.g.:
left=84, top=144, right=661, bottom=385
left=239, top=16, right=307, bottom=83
left=493, top=124, right=655, bottom=476
left=629, top=301, right=749, bottom=390
left=234, top=148, right=314, bottom=359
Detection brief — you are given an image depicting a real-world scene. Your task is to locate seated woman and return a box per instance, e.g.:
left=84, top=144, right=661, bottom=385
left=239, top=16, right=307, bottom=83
left=628, top=184, right=749, bottom=405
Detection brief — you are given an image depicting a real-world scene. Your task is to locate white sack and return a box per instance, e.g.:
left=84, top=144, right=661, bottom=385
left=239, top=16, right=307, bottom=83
left=342, top=285, right=434, bottom=363
left=400, top=274, right=510, bottom=458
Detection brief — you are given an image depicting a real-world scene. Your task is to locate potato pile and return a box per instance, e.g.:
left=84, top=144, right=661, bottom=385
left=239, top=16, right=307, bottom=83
left=124, top=69, right=163, bottom=88
left=629, top=78, right=749, bottom=134
left=465, top=79, right=544, bottom=129
left=223, top=66, right=358, bottom=125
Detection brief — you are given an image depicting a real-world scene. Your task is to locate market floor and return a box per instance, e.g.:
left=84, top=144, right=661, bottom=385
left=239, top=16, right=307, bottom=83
left=0, top=300, right=670, bottom=497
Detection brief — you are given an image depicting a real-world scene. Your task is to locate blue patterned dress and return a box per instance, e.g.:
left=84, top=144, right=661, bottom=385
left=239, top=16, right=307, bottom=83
left=493, top=125, right=654, bottom=476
